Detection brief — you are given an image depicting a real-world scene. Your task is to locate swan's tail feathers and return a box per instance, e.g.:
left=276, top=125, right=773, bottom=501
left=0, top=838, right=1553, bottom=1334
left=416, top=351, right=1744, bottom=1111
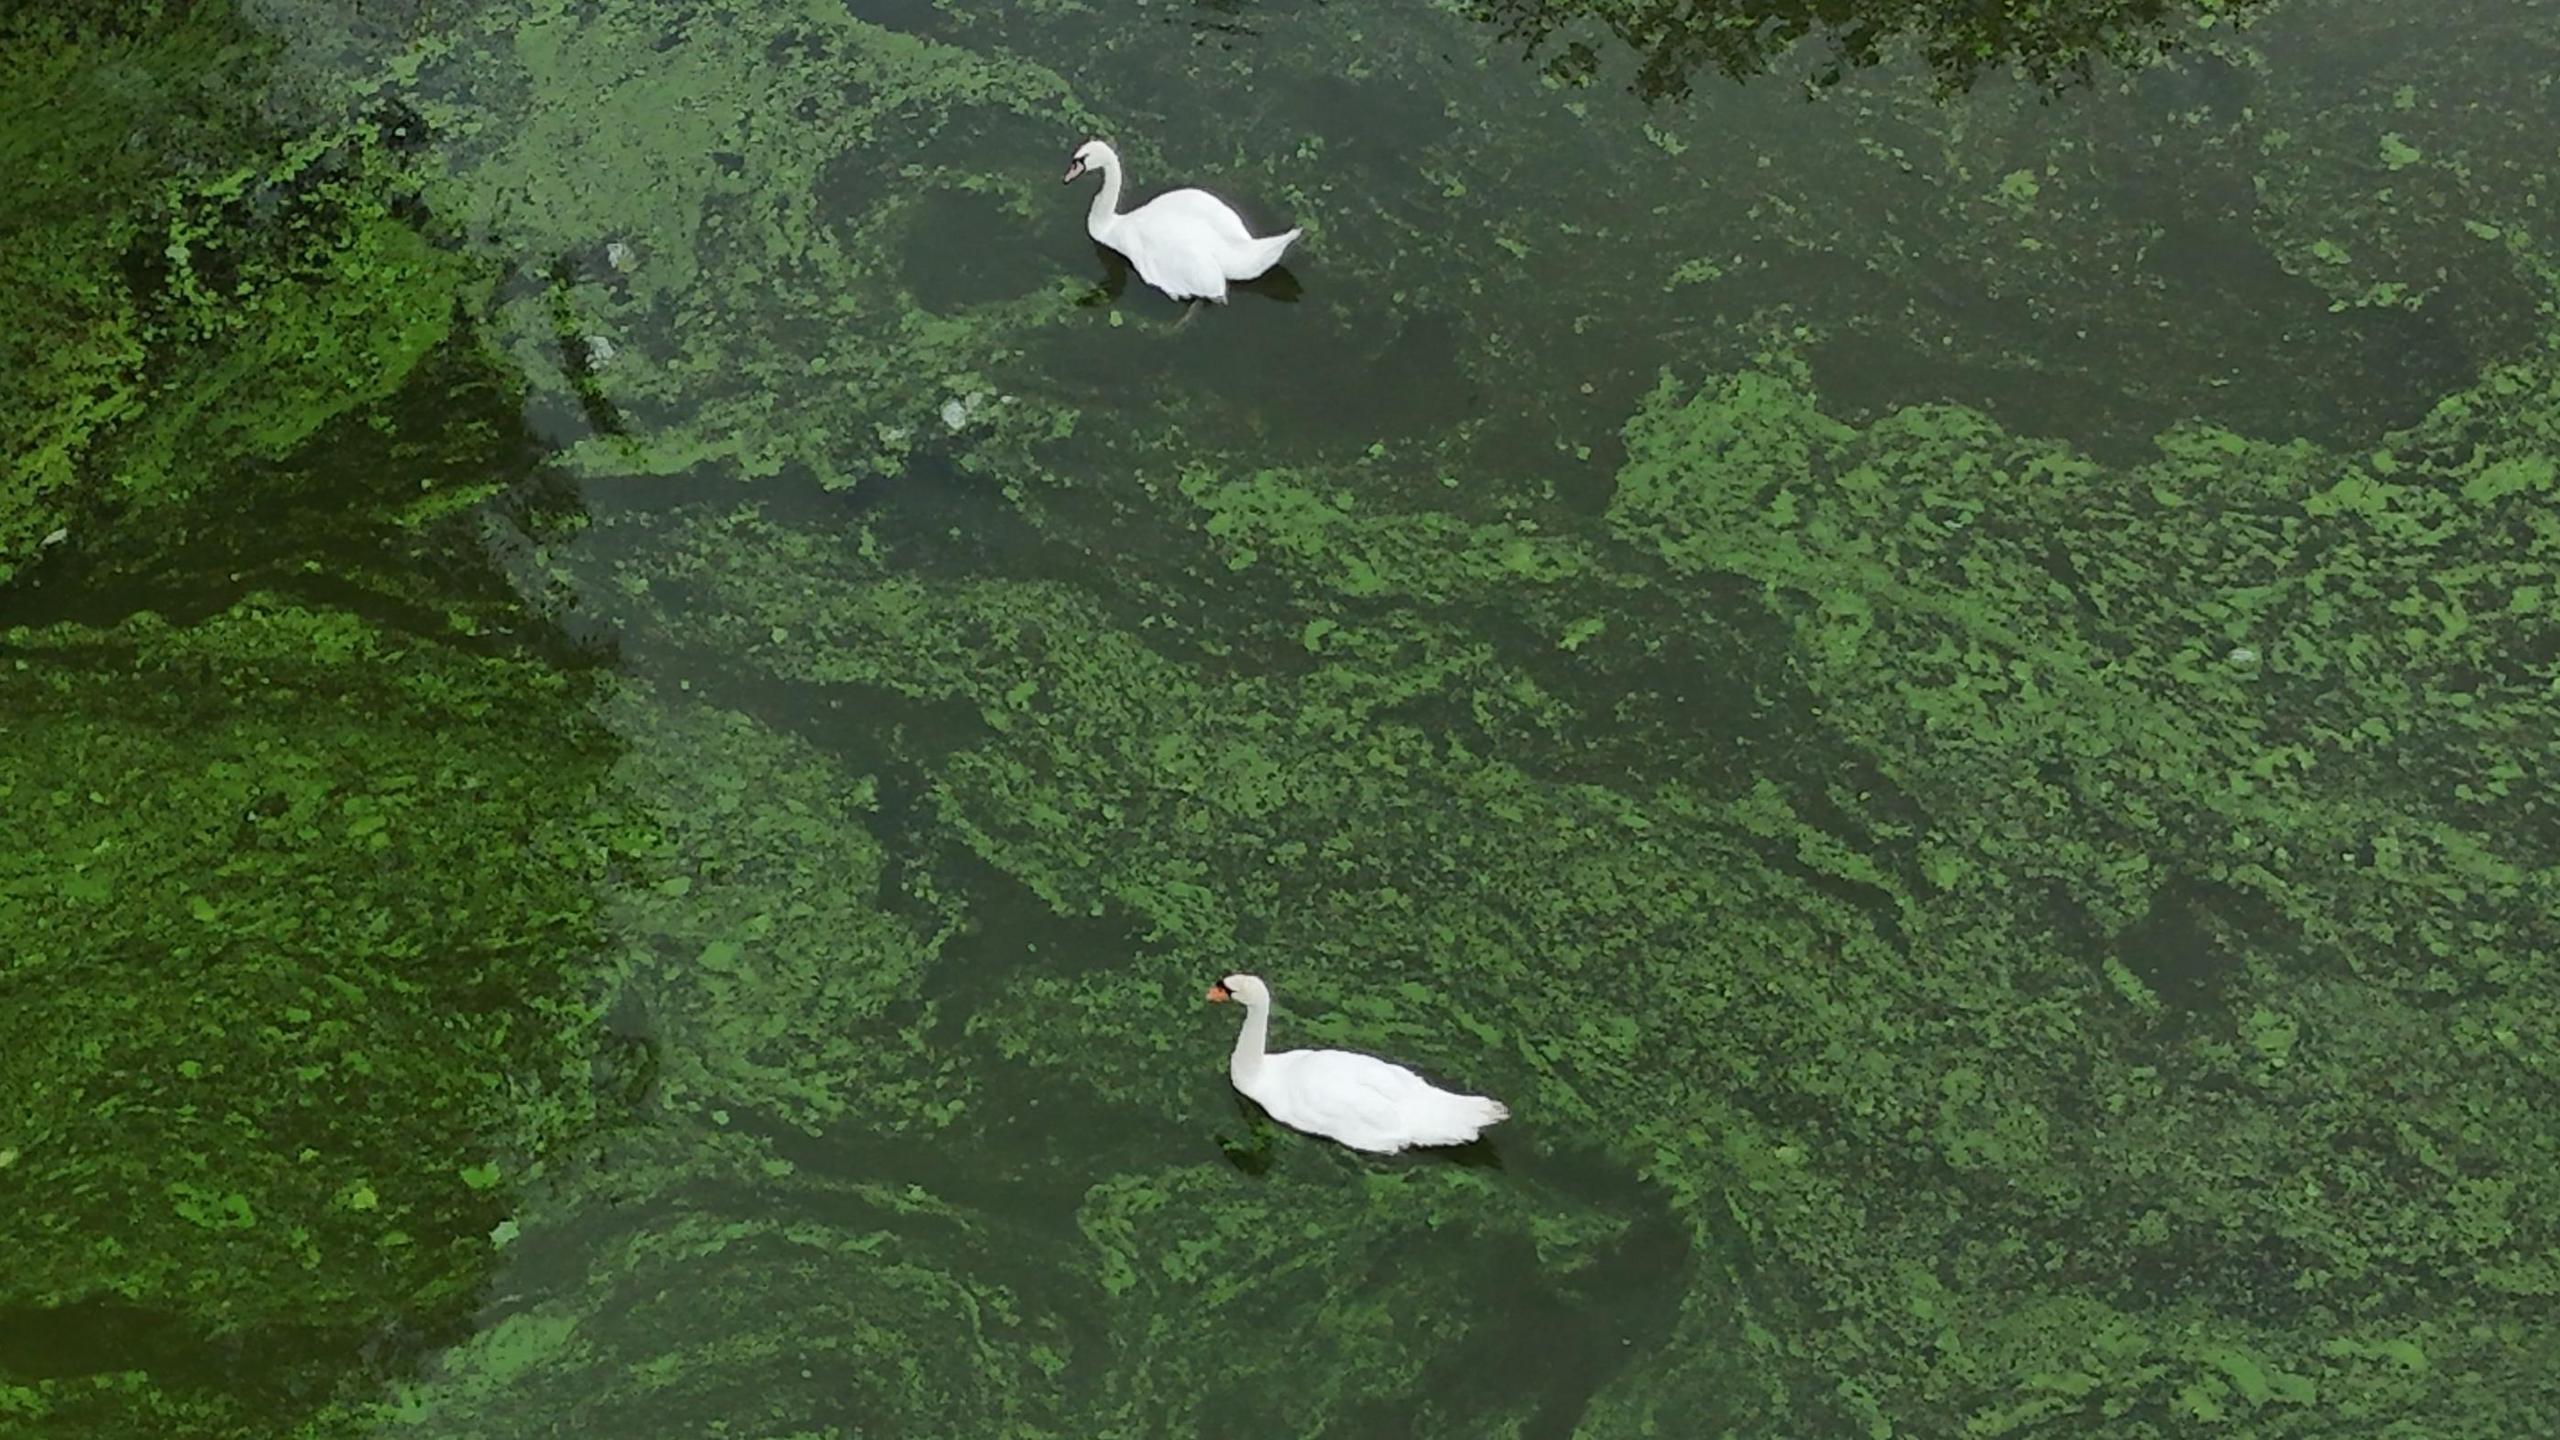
left=1413, top=1090, right=1510, bottom=1148
left=1229, top=227, right=1302, bottom=281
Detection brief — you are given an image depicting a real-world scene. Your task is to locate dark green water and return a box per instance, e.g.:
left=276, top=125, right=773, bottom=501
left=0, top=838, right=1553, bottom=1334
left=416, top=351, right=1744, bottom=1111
left=4, top=0, right=2557, bottom=1434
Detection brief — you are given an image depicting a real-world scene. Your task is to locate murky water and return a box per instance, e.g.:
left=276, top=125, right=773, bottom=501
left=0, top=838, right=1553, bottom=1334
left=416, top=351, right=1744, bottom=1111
left=5, top=0, right=2557, bottom=1435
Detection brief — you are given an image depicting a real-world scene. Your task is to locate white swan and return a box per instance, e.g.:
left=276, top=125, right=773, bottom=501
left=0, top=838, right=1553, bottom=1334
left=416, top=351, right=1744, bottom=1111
left=1206, top=974, right=1509, bottom=1154
left=1064, top=140, right=1300, bottom=303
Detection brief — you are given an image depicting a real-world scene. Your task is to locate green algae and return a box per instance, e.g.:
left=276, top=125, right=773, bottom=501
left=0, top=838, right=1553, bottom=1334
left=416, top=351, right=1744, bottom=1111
left=6, top=0, right=2560, bottom=1434
left=906, top=0, right=2539, bottom=484
left=1596, top=340, right=2560, bottom=1425
left=591, top=681, right=963, bottom=1137
left=0, top=597, right=626, bottom=1436
left=549, top=187, right=2560, bottom=1434
left=391, top=0, right=1096, bottom=494
left=1, top=12, right=622, bottom=1411
left=1611, top=342, right=2560, bottom=956
left=555, top=314, right=2557, bottom=1431
left=363, top=1131, right=1067, bottom=1439
left=0, top=3, right=476, bottom=587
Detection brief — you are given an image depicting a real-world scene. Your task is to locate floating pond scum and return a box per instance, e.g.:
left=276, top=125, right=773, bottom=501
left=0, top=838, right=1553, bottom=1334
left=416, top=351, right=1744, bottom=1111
left=2, top=0, right=2554, bottom=1435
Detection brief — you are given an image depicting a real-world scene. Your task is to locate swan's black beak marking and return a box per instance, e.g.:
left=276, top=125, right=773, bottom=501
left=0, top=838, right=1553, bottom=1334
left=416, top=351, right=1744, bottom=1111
left=1063, top=160, right=1085, bottom=183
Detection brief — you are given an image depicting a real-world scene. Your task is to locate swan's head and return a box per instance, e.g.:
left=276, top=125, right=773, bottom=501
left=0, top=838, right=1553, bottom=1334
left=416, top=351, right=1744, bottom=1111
left=1205, top=973, right=1269, bottom=1007
left=1063, top=139, right=1116, bottom=185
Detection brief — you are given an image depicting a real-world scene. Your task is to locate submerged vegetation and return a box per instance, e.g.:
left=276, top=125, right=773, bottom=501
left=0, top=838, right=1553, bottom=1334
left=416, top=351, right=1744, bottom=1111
left=2, top=0, right=2554, bottom=1435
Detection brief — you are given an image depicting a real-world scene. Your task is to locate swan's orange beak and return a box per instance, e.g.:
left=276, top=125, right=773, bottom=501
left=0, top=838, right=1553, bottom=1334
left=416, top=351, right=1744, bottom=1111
left=1206, top=983, right=1231, bottom=1003
left=1063, top=159, right=1085, bottom=183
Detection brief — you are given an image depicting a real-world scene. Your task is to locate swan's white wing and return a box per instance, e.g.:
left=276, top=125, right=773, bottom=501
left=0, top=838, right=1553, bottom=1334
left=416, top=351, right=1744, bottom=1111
left=1110, top=187, right=1284, bottom=299
left=1117, top=226, right=1230, bottom=302
left=1260, top=1050, right=1424, bottom=1151
left=1125, top=187, right=1257, bottom=245
left=1259, top=1049, right=1473, bottom=1154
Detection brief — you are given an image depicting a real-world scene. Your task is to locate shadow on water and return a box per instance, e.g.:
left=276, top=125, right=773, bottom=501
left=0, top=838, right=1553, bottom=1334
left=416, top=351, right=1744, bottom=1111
left=0, top=320, right=595, bottom=673
left=1352, top=1134, right=1700, bottom=1438
left=1230, top=262, right=1304, bottom=304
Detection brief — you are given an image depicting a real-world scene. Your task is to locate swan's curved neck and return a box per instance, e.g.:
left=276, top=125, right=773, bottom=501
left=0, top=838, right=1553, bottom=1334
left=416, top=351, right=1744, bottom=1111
left=1085, top=155, right=1125, bottom=241
left=1228, top=996, right=1270, bottom=1084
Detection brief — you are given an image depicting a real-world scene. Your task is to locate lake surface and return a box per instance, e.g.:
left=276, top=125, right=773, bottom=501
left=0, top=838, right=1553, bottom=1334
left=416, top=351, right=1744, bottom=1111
left=4, top=0, right=2556, bottom=1434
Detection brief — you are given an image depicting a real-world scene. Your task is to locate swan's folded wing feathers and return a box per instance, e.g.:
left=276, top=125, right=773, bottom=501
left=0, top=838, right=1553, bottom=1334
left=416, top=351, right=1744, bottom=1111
left=1121, top=229, right=1228, bottom=302
left=1269, top=1050, right=1399, bottom=1120
left=1267, top=1050, right=1495, bottom=1153
left=1115, top=189, right=1285, bottom=298
left=1133, top=188, right=1258, bottom=245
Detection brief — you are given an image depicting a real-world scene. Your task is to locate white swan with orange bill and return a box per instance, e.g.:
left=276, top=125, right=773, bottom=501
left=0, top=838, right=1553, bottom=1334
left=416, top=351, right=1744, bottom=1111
left=1064, top=140, right=1300, bottom=303
left=1206, top=974, right=1508, bottom=1154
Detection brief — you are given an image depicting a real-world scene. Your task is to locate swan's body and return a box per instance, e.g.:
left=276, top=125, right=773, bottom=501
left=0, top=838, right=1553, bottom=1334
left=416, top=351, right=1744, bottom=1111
left=1064, top=140, right=1299, bottom=303
left=1206, top=974, right=1508, bottom=1154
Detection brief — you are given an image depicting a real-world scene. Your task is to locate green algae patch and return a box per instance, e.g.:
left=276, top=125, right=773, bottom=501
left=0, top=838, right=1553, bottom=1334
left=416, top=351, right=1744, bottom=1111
left=369, top=1134, right=1066, bottom=1439
left=1076, top=1159, right=1671, bottom=1436
left=0, top=3, right=477, bottom=586
left=0, top=24, right=622, bottom=1404
left=1602, top=343, right=2560, bottom=1431
left=593, top=681, right=966, bottom=1137
left=558, top=312, right=2560, bottom=1433
left=547, top=271, right=2560, bottom=1426
left=0, top=597, right=625, bottom=1436
left=394, top=0, right=1094, bottom=495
